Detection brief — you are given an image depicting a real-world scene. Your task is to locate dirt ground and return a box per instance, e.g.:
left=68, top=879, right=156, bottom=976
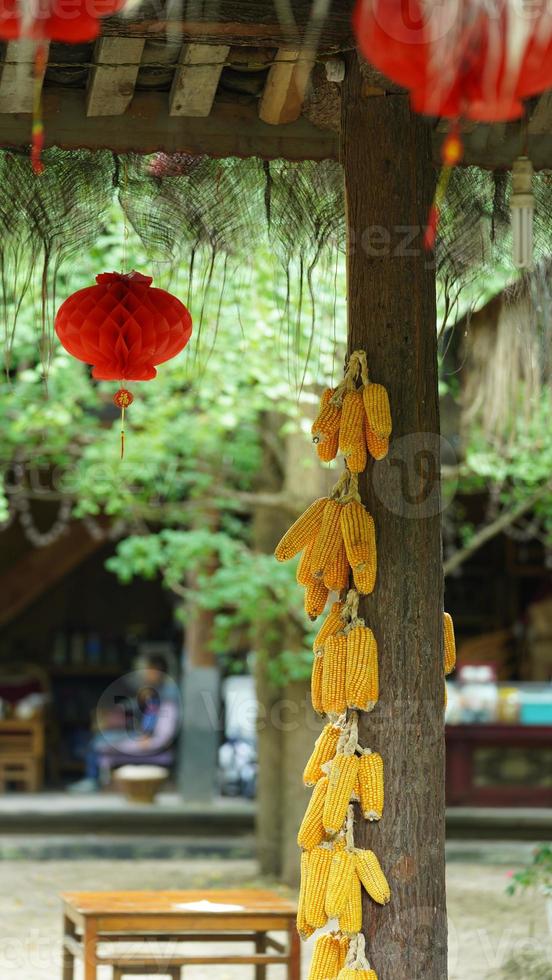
left=0, top=852, right=549, bottom=979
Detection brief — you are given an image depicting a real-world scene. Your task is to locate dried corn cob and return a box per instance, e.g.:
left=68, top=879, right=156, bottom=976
left=338, top=871, right=362, bottom=934
left=311, top=652, right=324, bottom=715
left=323, top=752, right=360, bottom=835
left=363, top=382, right=392, bottom=440
left=297, top=850, right=314, bottom=939
left=339, top=390, right=365, bottom=457
left=312, top=388, right=342, bottom=445
left=321, top=633, right=348, bottom=715
left=340, top=500, right=377, bottom=575
left=346, top=625, right=378, bottom=711
left=297, top=538, right=316, bottom=587
left=297, top=775, right=328, bottom=850
left=313, top=601, right=344, bottom=654
left=355, top=849, right=391, bottom=905
left=345, top=437, right=368, bottom=474
left=317, top=428, right=340, bottom=463
left=326, top=849, right=357, bottom=918
left=304, top=845, right=334, bottom=929
left=337, top=971, right=378, bottom=980
left=353, top=566, right=376, bottom=596
left=357, top=751, right=384, bottom=821
left=310, top=499, right=344, bottom=579
left=337, top=935, right=350, bottom=969
left=275, top=497, right=328, bottom=562
left=365, top=424, right=389, bottom=461
left=303, top=724, right=342, bottom=786
left=324, top=540, right=350, bottom=593
left=308, top=933, right=342, bottom=980
left=443, top=611, right=457, bottom=675
left=305, top=579, right=329, bottom=621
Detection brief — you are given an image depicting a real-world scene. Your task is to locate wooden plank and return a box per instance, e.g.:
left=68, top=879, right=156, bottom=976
left=0, top=88, right=339, bottom=161
left=0, top=521, right=105, bottom=628
left=169, top=43, right=230, bottom=117
left=0, top=40, right=49, bottom=115
left=342, top=56, right=447, bottom=980
left=86, top=37, right=145, bottom=117
left=259, top=47, right=315, bottom=125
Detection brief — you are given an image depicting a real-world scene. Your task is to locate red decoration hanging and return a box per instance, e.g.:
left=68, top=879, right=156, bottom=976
left=353, top=0, right=552, bottom=122
left=0, top=0, right=125, bottom=42
left=55, top=272, right=193, bottom=457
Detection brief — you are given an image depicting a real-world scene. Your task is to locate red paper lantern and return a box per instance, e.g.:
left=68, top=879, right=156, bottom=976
left=0, top=0, right=125, bottom=42
left=55, top=271, right=192, bottom=382
left=353, top=0, right=552, bottom=122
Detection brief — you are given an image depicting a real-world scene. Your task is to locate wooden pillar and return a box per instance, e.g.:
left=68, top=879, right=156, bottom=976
left=341, top=56, right=448, bottom=978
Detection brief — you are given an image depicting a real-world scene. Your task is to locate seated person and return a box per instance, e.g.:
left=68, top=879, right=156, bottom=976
left=69, top=654, right=180, bottom=793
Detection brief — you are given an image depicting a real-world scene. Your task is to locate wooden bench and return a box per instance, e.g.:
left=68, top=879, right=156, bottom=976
left=61, top=889, right=300, bottom=979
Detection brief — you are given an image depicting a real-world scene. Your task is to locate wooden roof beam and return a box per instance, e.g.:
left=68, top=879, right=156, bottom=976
left=0, top=40, right=49, bottom=115
left=259, top=47, right=315, bottom=125
left=86, top=37, right=145, bottom=117
left=169, top=43, right=230, bottom=117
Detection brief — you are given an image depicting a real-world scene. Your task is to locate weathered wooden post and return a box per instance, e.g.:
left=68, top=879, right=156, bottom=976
left=341, top=55, right=448, bottom=978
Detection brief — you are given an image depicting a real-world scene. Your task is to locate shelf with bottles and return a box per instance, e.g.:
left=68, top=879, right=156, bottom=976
left=446, top=666, right=552, bottom=727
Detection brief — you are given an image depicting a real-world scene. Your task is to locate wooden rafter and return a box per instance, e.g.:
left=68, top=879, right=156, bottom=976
left=86, top=37, right=145, bottom=117
left=0, top=40, right=49, bottom=115
left=169, top=43, right=230, bottom=117
left=259, top=47, right=315, bottom=125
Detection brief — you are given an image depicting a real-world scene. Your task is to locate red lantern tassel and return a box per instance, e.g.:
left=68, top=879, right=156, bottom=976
left=113, top=388, right=134, bottom=459
left=31, top=42, right=47, bottom=176
left=424, top=125, right=463, bottom=250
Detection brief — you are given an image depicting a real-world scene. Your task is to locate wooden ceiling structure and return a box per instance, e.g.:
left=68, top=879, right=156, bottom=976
left=0, top=0, right=552, bottom=167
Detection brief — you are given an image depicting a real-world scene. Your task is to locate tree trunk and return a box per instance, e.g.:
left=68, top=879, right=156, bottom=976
left=342, top=56, right=448, bottom=978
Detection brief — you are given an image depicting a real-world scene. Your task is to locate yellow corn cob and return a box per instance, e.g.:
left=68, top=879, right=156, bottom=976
left=305, top=579, right=329, bottom=621
left=317, top=428, right=339, bottom=463
left=307, top=933, right=342, bottom=980
left=346, top=436, right=368, bottom=474
left=311, top=652, right=324, bottom=715
left=324, top=540, right=350, bottom=593
left=353, top=566, right=376, bottom=596
left=303, top=724, right=342, bottom=786
left=304, top=845, right=333, bottom=929
left=355, top=849, right=391, bottom=905
left=323, top=752, right=360, bottom=835
left=321, top=633, right=347, bottom=715
left=363, top=381, right=392, bottom=439
left=357, top=751, right=384, bottom=820
left=444, top=611, right=457, bottom=675
left=340, top=500, right=377, bottom=573
left=325, top=849, right=357, bottom=918
left=310, top=499, right=344, bottom=579
left=346, top=625, right=378, bottom=711
left=366, top=424, right=389, bottom=461
left=297, top=775, right=328, bottom=850
left=312, top=388, right=342, bottom=445
left=313, top=601, right=344, bottom=654
left=338, top=871, right=362, bottom=934
left=337, top=971, right=378, bottom=980
left=297, top=850, right=314, bottom=939
left=337, top=935, right=350, bottom=969
left=275, top=497, right=328, bottom=562
left=297, top=538, right=316, bottom=587
left=339, top=389, right=365, bottom=456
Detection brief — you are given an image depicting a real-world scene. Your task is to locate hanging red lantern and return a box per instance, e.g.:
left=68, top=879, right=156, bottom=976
left=0, top=0, right=125, bottom=42
left=55, top=271, right=193, bottom=457
left=353, top=0, right=552, bottom=122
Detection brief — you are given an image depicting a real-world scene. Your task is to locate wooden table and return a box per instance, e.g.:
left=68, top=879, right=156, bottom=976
left=61, top=889, right=300, bottom=979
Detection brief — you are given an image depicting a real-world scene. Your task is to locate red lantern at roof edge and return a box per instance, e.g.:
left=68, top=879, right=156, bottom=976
left=0, top=0, right=125, bottom=42
left=353, top=0, right=552, bottom=123
left=55, top=272, right=193, bottom=457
